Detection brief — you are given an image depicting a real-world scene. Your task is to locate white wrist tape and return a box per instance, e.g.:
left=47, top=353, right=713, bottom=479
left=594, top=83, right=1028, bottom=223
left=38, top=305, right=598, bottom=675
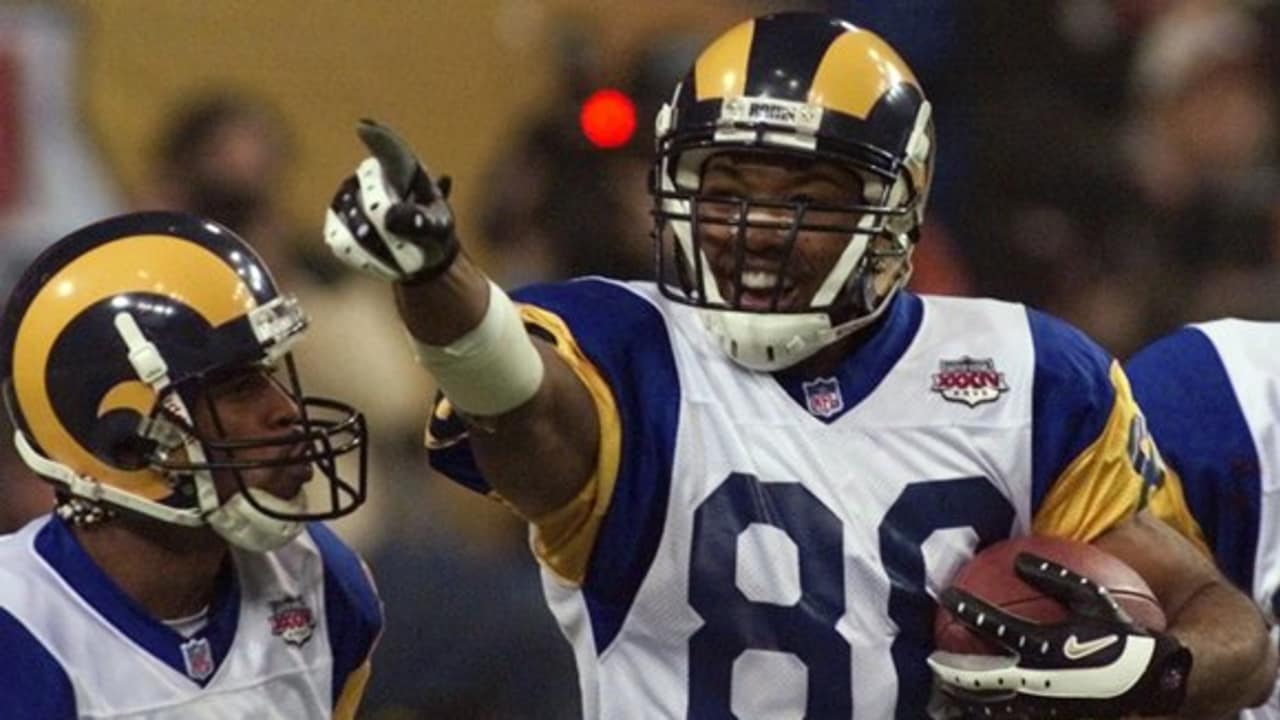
left=410, top=281, right=545, bottom=416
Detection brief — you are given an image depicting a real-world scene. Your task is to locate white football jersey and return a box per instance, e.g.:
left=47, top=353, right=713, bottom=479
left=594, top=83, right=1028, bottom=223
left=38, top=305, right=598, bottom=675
left=431, top=279, right=1201, bottom=719
left=0, top=516, right=381, bottom=719
left=1128, top=319, right=1280, bottom=720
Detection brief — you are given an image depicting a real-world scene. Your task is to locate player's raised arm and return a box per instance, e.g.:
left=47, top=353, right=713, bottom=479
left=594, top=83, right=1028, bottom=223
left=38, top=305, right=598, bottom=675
left=323, top=120, right=599, bottom=518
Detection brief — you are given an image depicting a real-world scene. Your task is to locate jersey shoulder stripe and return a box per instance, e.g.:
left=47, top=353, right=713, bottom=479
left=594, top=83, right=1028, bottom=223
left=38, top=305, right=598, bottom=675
left=306, top=524, right=384, bottom=707
left=427, top=278, right=681, bottom=653
left=1026, top=307, right=1117, bottom=514
left=1027, top=310, right=1204, bottom=546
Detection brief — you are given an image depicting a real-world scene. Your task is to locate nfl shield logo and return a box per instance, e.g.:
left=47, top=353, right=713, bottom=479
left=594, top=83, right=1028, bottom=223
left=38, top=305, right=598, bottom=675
left=180, top=637, right=216, bottom=681
left=802, top=377, right=844, bottom=418
left=931, top=357, right=1009, bottom=407
left=269, top=595, right=316, bottom=647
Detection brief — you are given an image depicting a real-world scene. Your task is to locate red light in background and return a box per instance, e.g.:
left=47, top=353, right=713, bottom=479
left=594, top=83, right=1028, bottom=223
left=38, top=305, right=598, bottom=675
left=579, top=89, right=636, bottom=149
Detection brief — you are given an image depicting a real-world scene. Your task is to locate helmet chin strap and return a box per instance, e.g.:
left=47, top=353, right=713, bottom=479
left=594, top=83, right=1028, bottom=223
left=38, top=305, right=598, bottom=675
left=677, top=208, right=906, bottom=372
left=697, top=309, right=834, bottom=371
left=202, top=486, right=307, bottom=553
left=173, top=407, right=307, bottom=552
left=696, top=268, right=908, bottom=373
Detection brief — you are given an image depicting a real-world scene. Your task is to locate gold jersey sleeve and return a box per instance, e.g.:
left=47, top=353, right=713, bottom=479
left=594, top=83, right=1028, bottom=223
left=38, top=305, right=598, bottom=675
left=1031, top=361, right=1208, bottom=552
left=514, top=304, right=623, bottom=585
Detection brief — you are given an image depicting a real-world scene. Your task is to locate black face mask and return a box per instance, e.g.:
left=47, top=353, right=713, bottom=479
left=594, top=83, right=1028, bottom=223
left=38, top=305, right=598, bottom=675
left=151, top=355, right=369, bottom=522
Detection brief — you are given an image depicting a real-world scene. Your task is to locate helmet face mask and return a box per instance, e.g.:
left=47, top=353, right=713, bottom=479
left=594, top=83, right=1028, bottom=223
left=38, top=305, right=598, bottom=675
left=657, top=148, right=914, bottom=313
left=0, top=211, right=368, bottom=551
left=147, top=355, right=367, bottom=524
left=649, top=12, right=934, bottom=371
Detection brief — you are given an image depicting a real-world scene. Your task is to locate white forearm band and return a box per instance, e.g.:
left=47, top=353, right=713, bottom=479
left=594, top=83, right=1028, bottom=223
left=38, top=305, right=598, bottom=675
left=409, top=280, right=545, bottom=416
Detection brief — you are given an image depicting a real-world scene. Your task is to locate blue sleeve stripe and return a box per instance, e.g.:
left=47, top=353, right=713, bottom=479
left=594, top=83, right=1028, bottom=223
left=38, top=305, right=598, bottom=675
left=0, top=609, right=75, bottom=719
left=1027, top=308, right=1118, bottom=513
left=1125, top=328, right=1260, bottom=591
left=306, top=524, right=383, bottom=706
left=514, top=279, right=681, bottom=654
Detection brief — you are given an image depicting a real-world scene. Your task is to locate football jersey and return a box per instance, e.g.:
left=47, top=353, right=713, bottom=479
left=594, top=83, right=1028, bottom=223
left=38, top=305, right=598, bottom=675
left=0, top=515, right=382, bottom=719
left=429, top=278, right=1204, bottom=719
left=1127, top=319, right=1280, bottom=720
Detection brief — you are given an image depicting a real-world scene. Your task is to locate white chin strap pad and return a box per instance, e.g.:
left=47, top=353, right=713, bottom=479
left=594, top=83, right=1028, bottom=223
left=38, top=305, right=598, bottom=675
left=205, top=488, right=307, bottom=553
left=699, top=309, right=835, bottom=372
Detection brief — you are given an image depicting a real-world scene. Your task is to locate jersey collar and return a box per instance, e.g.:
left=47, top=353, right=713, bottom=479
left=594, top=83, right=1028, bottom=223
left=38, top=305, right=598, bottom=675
left=772, top=291, right=923, bottom=423
left=34, top=516, right=242, bottom=687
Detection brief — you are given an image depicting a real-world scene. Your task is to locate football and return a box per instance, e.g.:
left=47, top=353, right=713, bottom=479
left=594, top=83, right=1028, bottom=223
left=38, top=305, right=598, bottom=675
left=934, top=534, right=1166, bottom=654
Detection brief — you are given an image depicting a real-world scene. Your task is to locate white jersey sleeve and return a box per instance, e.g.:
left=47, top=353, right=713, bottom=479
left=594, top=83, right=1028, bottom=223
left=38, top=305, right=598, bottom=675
left=1127, top=320, right=1280, bottom=720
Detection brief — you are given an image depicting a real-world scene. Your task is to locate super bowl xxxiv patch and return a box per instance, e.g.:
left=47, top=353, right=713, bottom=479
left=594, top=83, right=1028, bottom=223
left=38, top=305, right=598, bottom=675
left=931, top=357, right=1009, bottom=407
left=269, top=595, right=316, bottom=647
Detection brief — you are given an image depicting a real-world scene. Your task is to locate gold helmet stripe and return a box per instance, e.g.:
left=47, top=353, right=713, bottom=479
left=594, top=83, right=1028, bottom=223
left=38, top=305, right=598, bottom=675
left=809, top=28, right=919, bottom=120
left=694, top=18, right=754, bottom=101
left=14, top=234, right=258, bottom=498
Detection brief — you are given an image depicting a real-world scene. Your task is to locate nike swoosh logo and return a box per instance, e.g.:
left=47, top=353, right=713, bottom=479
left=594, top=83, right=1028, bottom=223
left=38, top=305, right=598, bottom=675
left=1063, top=634, right=1120, bottom=660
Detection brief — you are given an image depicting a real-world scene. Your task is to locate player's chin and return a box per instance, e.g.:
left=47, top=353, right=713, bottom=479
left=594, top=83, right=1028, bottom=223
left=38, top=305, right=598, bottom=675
left=256, top=465, right=313, bottom=501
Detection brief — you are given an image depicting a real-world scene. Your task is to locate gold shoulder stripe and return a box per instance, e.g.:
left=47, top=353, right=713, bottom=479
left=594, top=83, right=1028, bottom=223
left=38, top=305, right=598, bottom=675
left=1143, top=463, right=1209, bottom=556
left=332, top=659, right=372, bottom=720
left=1033, top=362, right=1208, bottom=554
left=810, top=28, right=919, bottom=120
left=516, top=304, right=622, bottom=585
left=695, top=18, right=754, bottom=101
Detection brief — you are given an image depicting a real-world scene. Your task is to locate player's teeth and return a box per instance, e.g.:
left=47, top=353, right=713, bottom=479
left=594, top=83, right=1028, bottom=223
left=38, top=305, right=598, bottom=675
left=740, top=271, right=785, bottom=290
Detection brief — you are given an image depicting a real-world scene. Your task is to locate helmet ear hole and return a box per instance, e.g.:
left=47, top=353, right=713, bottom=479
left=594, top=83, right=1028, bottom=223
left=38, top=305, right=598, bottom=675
left=90, top=410, right=153, bottom=471
left=109, top=433, right=157, bottom=472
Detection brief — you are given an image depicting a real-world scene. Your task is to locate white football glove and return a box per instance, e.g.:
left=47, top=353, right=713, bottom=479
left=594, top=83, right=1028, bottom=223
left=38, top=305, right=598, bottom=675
left=324, top=119, right=459, bottom=282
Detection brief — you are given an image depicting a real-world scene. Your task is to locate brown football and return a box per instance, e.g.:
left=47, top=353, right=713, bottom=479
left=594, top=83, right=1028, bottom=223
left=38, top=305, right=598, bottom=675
left=934, top=534, right=1166, bottom=654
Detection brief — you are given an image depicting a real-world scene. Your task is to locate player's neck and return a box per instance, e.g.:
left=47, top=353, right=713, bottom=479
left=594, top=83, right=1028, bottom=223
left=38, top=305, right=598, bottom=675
left=72, top=517, right=229, bottom=621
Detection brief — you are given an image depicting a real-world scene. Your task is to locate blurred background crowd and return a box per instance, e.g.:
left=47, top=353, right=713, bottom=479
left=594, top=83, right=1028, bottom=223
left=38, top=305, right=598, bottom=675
left=0, top=0, right=1276, bottom=717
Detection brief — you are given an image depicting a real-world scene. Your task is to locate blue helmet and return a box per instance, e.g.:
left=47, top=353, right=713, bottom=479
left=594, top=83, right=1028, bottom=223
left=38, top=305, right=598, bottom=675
left=651, top=12, right=934, bottom=370
left=0, top=211, right=367, bottom=550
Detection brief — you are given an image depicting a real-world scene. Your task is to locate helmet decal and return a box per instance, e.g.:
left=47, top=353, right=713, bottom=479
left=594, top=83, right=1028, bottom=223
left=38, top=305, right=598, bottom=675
left=13, top=234, right=261, bottom=498
left=1, top=212, right=368, bottom=549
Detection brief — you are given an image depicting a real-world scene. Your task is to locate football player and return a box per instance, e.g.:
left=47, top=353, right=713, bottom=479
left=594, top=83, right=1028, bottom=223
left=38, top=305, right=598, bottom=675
left=0, top=212, right=382, bottom=718
left=324, top=11, right=1273, bottom=718
left=1127, top=320, right=1280, bottom=720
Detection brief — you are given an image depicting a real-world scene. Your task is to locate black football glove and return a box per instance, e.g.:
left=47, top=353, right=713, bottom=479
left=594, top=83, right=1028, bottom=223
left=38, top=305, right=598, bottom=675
left=927, top=552, right=1192, bottom=720
left=323, top=118, right=459, bottom=282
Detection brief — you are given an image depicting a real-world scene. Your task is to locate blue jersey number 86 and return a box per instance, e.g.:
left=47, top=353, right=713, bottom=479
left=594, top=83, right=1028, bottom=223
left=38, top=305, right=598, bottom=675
left=688, top=473, right=1015, bottom=719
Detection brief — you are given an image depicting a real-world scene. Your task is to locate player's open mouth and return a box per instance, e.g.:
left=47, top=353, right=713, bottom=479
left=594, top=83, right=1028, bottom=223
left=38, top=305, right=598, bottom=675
left=731, top=270, right=799, bottom=310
